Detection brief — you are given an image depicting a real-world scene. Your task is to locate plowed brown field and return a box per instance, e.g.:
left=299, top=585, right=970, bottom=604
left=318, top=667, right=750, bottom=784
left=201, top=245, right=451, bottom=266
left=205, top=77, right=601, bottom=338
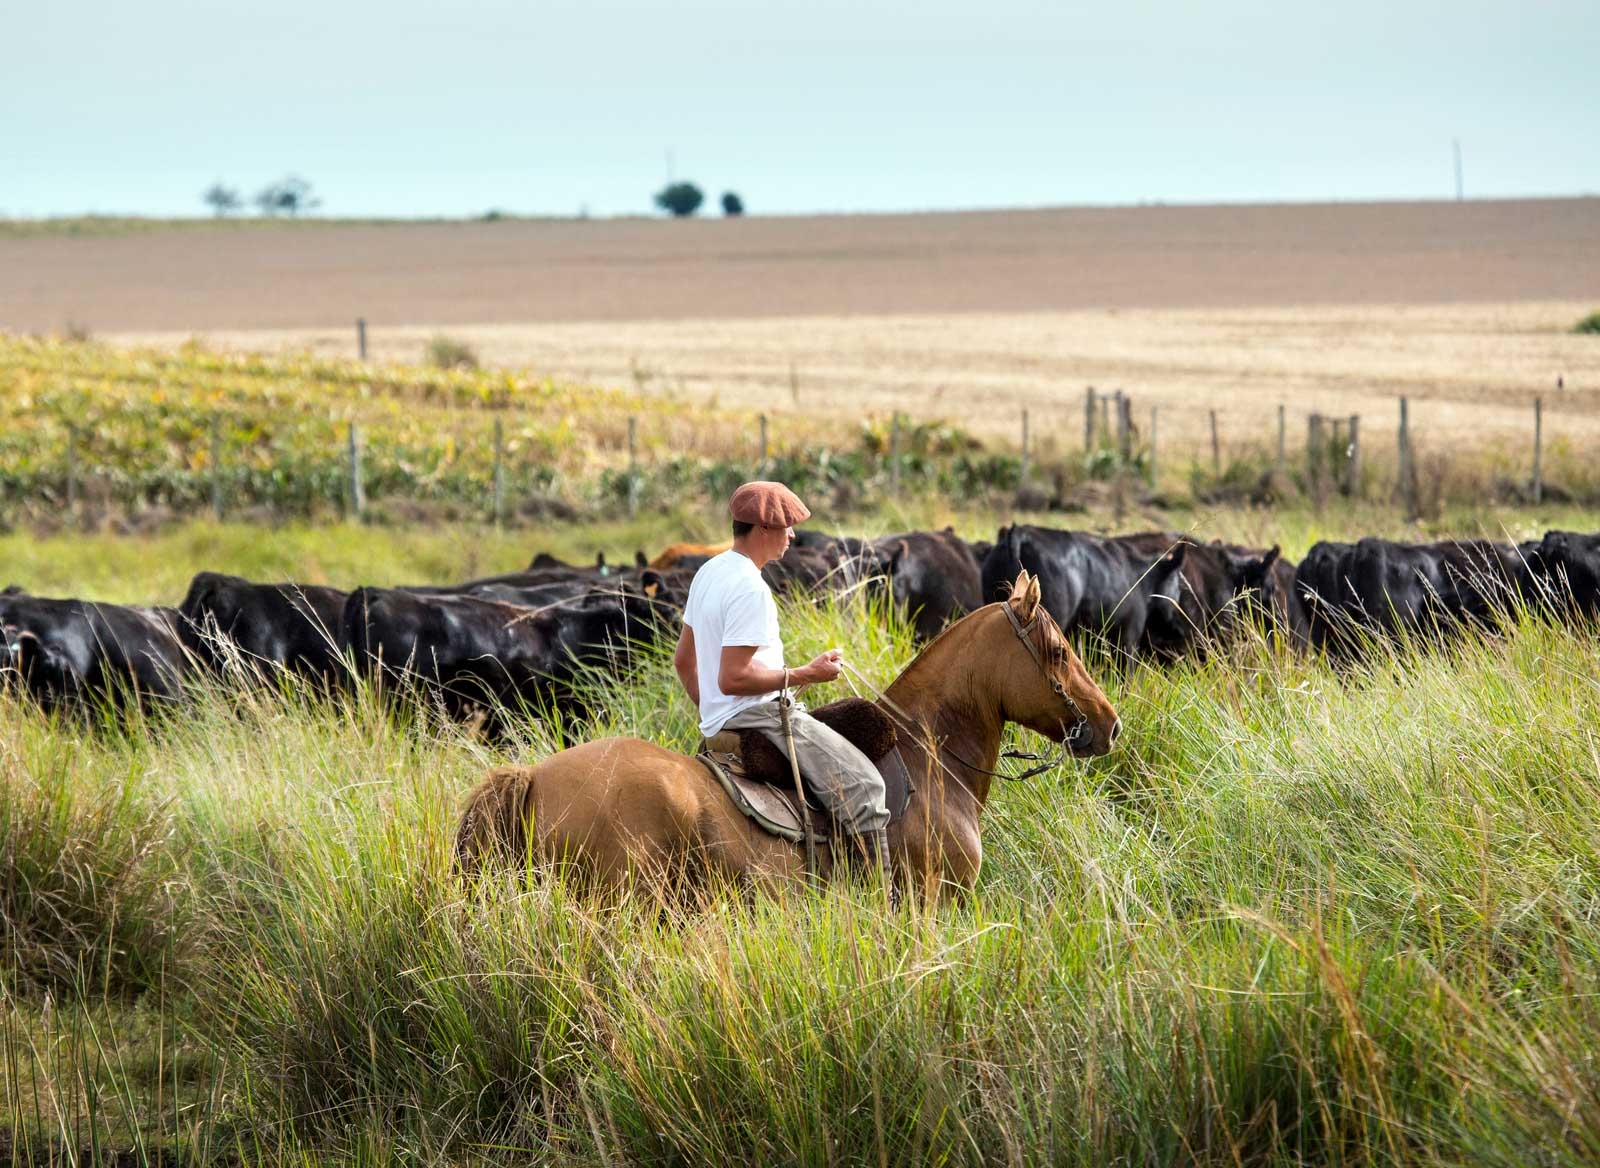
left=5, top=199, right=1598, bottom=454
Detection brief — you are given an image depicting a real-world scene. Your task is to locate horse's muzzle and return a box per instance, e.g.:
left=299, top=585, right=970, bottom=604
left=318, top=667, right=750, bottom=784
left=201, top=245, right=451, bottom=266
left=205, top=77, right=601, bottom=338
left=1067, top=715, right=1119, bottom=756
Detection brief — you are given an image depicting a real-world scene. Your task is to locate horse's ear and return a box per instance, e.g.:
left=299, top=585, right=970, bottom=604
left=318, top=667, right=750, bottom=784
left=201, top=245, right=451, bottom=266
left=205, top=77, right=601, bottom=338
left=1008, top=569, right=1032, bottom=603
left=1009, top=570, right=1041, bottom=620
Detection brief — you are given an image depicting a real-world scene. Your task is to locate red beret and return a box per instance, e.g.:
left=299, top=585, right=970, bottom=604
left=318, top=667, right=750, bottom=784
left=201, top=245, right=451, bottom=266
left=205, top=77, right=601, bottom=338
left=729, top=481, right=811, bottom=527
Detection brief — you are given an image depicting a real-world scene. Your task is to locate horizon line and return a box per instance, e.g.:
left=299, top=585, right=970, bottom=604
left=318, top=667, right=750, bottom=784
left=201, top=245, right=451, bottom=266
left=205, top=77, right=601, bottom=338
left=5, top=190, right=1600, bottom=228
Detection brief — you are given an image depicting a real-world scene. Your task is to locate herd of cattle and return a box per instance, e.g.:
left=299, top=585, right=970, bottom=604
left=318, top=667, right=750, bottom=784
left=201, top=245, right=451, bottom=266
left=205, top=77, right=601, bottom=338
left=2, top=524, right=1597, bottom=727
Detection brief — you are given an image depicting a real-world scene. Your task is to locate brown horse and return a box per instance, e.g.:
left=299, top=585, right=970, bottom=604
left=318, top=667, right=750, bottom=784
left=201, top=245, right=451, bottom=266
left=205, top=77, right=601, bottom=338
left=454, top=570, right=1120, bottom=900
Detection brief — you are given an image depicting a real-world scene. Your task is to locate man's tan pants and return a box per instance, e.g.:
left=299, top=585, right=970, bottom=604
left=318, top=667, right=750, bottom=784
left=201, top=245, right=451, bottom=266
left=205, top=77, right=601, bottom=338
left=722, top=701, right=890, bottom=835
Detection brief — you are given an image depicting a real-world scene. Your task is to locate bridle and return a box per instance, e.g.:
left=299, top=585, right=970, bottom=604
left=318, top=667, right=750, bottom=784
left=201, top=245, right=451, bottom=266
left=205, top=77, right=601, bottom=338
left=960, top=600, right=1089, bottom=782
left=861, top=602, right=1089, bottom=785
left=839, top=599, right=1095, bottom=787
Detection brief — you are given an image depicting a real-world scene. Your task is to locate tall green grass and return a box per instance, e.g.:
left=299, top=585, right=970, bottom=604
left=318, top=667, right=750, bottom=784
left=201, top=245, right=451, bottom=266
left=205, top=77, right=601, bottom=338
left=4, top=566, right=1600, bottom=1162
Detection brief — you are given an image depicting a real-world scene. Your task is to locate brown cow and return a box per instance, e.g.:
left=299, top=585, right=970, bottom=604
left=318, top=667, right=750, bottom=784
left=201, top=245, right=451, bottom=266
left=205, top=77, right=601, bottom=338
left=649, top=541, right=733, bottom=570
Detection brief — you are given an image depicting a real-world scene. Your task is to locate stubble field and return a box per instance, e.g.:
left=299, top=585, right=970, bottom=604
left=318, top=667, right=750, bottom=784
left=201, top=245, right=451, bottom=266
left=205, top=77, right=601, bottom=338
left=6, top=198, right=1598, bottom=457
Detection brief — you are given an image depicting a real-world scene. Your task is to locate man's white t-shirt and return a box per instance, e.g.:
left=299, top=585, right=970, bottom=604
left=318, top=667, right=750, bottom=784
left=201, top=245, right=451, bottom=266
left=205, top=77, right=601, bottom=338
left=683, top=549, right=784, bottom=736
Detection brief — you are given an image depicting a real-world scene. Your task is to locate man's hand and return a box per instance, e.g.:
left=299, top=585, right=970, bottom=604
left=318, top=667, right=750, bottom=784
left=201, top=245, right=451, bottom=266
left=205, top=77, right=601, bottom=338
left=793, top=648, right=843, bottom=686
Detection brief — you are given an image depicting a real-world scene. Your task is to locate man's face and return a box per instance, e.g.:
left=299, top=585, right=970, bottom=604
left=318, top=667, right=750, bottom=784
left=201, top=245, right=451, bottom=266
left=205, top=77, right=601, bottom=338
left=756, top=524, right=794, bottom=565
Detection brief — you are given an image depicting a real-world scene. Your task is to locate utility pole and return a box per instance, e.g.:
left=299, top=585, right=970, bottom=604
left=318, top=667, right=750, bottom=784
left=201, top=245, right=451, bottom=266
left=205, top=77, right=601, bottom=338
left=1453, top=139, right=1464, bottom=202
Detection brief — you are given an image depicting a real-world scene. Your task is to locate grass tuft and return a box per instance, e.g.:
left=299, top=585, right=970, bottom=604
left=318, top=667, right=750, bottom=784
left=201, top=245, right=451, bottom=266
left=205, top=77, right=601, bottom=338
left=424, top=334, right=480, bottom=370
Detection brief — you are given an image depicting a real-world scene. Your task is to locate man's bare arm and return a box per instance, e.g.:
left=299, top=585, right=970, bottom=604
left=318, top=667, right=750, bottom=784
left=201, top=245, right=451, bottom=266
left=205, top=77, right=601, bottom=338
left=673, top=626, right=700, bottom=706
left=718, top=645, right=842, bottom=696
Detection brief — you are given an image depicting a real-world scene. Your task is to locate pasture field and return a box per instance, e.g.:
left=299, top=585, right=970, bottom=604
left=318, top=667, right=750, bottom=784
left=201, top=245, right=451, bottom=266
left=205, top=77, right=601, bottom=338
left=5, top=515, right=1600, bottom=1164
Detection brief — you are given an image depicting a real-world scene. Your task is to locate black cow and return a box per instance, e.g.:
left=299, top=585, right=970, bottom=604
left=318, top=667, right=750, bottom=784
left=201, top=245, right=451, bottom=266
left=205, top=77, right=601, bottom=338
left=761, top=543, right=855, bottom=598
left=397, top=551, right=661, bottom=611
left=1526, top=530, right=1600, bottom=619
left=872, top=528, right=982, bottom=641
left=1261, top=548, right=1305, bottom=647
left=1434, top=540, right=1532, bottom=629
left=791, top=531, right=871, bottom=559
left=1295, top=537, right=1529, bottom=656
left=525, top=550, right=643, bottom=576
left=179, top=572, right=350, bottom=687
left=399, top=550, right=639, bottom=597
left=1292, top=541, right=1359, bottom=655
left=980, top=525, right=1187, bottom=658
left=0, top=593, right=188, bottom=715
left=1135, top=537, right=1282, bottom=659
left=340, top=584, right=670, bottom=727
left=785, top=532, right=885, bottom=593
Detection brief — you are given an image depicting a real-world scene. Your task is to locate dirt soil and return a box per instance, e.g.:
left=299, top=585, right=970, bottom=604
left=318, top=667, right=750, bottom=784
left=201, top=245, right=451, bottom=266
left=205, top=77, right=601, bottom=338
left=4, top=198, right=1598, bottom=453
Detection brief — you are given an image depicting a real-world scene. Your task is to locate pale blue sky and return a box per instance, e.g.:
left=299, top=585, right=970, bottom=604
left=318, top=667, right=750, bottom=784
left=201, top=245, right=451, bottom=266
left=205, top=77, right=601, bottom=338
left=5, top=0, right=1596, bottom=218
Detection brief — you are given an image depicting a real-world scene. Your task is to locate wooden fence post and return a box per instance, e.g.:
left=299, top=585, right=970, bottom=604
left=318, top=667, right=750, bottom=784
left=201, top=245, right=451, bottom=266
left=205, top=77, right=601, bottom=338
left=1329, top=417, right=1344, bottom=491
left=759, top=413, right=769, bottom=467
left=1118, top=395, right=1132, bottom=463
left=1209, top=409, right=1221, bottom=476
left=627, top=415, right=639, bottom=517
left=889, top=414, right=901, bottom=493
left=66, top=425, right=79, bottom=514
left=356, top=318, right=368, bottom=361
left=1532, top=397, right=1543, bottom=504
left=788, top=362, right=800, bottom=406
left=1084, top=387, right=1096, bottom=452
left=1397, top=396, right=1415, bottom=519
left=492, top=417, right=505, bottom=527
left=1100, top=394, right=1111, bottom=446
left=1346, top=414, right=1361, bottom=496
left=1020, top=409, right=1030, bottom=481
left=211, top=417, right=225, bottom=520
left=1148, top=406, right=1159, bottom=488
left=347, top=422, right=365, bottom=518
left=1307, top=413, right=1325, bottom=508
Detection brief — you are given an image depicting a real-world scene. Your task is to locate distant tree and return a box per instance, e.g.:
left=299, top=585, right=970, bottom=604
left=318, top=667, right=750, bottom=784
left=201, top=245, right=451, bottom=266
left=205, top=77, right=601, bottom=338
left=202, top=181, right=242, bottom=217
left=653, top=181, right=704, bottom=218
left=720, top=191, right=744, bottom=217
left=254, top=175, right=322, bottom=218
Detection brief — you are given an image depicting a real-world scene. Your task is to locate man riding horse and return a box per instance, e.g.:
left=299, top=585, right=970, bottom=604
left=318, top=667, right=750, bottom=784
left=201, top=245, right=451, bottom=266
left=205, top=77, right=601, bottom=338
left=671, top=481, right=891, bottom=886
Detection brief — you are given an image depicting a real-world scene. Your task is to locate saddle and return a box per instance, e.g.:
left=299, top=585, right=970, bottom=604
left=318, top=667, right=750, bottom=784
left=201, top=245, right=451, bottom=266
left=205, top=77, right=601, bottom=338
left=697, top=698, right=914, bottom=844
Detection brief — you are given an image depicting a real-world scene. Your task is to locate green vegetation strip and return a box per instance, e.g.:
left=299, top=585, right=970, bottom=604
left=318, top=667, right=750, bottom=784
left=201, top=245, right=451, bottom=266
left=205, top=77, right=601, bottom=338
left=0, top=337, right=1024, bottom=525
left=3, top=578, right=1600, bottom=1164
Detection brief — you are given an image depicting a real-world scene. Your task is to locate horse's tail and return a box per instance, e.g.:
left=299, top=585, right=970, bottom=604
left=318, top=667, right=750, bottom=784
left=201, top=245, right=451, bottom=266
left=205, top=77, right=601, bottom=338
left=453, top=765, right=539, bottom=878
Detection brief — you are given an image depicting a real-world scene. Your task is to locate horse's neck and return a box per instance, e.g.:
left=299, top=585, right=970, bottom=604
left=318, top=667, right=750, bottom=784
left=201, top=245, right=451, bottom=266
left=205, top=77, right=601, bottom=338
left=881, top=617, right=1005, bottom=807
